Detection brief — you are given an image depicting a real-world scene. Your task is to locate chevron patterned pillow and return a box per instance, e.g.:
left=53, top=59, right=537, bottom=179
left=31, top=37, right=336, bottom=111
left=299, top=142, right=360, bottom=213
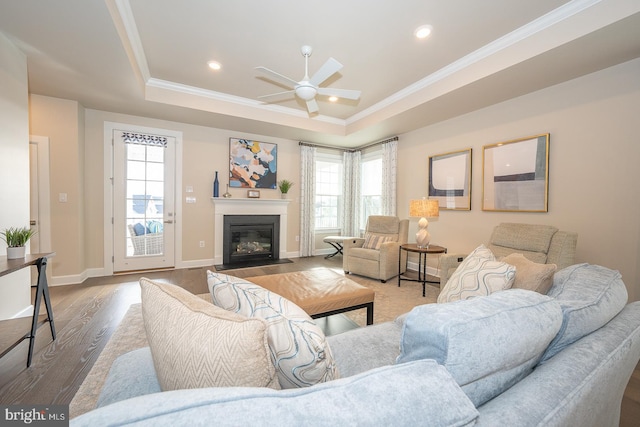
left=139, top=278, right=280, bottom=391
left=437, top=245, right=516, bottom=303
left=207, top=271, right=340, bottom=389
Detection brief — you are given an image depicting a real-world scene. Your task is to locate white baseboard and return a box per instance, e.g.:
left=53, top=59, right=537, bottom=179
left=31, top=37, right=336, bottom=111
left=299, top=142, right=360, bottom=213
left=50, top=271, right=84, bottom=286
left=315, top=248, right=334, bottom=257
left=48, top=254, right=314, bottom=286
left=406, top=261, right=441, bottom=279
left=176, top=258, right=216, bottom=269
left=12, top=304, right=34, bottom=319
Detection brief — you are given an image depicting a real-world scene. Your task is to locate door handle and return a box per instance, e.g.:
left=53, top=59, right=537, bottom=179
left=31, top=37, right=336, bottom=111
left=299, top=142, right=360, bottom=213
left=164, top=220, right=174, bottom=224
left=30, top=220, right=37, bottom=226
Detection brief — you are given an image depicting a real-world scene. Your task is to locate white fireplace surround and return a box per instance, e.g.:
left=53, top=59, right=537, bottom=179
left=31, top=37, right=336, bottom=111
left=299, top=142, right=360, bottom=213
left=212, top=198, right=290, bottom=265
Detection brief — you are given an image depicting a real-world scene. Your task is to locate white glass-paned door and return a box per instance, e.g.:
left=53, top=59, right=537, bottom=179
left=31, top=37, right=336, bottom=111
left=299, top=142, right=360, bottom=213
left=113, top=130, right=175, bottom=272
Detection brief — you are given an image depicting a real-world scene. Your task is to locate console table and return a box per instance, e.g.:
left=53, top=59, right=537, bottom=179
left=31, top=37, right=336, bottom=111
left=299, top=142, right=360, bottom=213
left=0, top=252, right=56, bottom=367
left=398, top=244, right=446, bottom=297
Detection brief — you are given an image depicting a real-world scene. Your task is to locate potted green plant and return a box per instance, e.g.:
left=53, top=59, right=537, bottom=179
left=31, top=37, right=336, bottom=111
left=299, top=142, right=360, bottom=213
left=1, top=226, right=36, bottom=259
left=278, top=179, right=294, bottom=198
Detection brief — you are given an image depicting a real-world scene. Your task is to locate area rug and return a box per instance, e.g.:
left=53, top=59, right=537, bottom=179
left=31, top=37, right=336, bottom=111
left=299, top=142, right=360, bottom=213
left=69, top=269, right=439, bottom=418
left=339, top=271, right=440, bottom=326
left=69, top=303, right=147, bottom=419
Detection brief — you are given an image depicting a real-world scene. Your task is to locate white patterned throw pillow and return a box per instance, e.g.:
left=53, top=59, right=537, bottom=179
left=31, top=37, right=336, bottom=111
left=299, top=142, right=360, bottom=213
left=207, top=271, right=339, bottom=389
left=437, top=245, right=516, bottom=303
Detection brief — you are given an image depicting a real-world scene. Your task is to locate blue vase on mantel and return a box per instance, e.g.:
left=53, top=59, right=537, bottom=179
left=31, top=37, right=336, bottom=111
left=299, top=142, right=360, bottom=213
left=213, top=171, right=220, bottom=197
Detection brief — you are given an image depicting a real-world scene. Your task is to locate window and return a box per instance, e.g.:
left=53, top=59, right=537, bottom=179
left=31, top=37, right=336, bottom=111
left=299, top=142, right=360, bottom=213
left=315, top=155, right=342, bottom=230
left=360, top=153, right=382, bottom=228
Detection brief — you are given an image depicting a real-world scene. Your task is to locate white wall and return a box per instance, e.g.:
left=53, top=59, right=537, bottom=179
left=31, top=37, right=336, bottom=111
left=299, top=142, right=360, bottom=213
left=29, top=95, right=85, bottom=280
left=0, top=32, right=31, bottom=319
left=397, top=58, right=640, bottom=301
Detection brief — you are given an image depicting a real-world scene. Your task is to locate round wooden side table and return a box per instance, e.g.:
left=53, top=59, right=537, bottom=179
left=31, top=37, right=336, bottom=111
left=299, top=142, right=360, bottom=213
left=398, top=244, right=447, bottom=297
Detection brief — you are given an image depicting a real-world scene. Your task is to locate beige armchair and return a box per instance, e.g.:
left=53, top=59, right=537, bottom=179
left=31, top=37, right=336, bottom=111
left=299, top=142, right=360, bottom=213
left=440, top=222, right=578, bottom=287
left=343, top=216, right=409, bottom=282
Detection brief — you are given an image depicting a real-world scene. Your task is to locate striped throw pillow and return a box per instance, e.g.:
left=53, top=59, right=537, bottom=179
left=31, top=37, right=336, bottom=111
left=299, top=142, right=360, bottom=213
left=363, top=232, right=394, bottom=249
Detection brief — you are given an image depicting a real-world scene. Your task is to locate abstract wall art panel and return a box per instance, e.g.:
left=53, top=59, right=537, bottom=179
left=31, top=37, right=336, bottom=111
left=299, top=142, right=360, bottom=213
left=482, top=134, right=549, bottom=212
left=428, top=148, right=472, bottom=210
left=229, top=138, right=277, bottom=189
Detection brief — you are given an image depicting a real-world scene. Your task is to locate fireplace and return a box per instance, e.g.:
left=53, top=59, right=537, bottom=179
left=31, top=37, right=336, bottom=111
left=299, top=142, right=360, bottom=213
left=212, top=199, right=290, bottom=266
left=223, top=215, right=280, bottom=265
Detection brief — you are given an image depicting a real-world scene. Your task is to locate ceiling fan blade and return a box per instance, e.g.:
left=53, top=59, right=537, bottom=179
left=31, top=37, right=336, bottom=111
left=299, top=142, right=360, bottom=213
left=316, top=87, right=361, bottom=100
left=306, top=99, right=319, bottom=114
left=255, top=66, right=298, bottom=88
left=309, top=57, right=343, bottom=86
left=258, top=90, right=296, bottom=102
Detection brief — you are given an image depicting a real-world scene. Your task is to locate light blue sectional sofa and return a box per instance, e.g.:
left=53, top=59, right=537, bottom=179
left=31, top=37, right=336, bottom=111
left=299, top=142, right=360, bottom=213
left=71, top=264, right=640, bottom=427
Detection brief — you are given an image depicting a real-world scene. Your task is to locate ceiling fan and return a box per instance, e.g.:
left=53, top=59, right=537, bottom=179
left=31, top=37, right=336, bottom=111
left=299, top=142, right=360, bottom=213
left=256, top=45, right=361, bottom=114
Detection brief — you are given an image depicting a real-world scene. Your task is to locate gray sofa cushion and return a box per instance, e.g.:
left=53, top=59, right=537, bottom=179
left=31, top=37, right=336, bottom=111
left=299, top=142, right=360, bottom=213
left=71, top=360, right=479, bottom=427
left=475, top=301, right=640, bottom=427
left=397, top=289, right=562, bottom=407
left=327, top=321, right=403, bottom=377
left=540, top=263, right=628, bottom=362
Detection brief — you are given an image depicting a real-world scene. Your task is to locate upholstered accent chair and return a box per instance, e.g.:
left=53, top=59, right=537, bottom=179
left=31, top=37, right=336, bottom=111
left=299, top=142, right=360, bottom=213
left=343, top=216, right=409, bottom=282
left=440, top=222, right=578, bottom=287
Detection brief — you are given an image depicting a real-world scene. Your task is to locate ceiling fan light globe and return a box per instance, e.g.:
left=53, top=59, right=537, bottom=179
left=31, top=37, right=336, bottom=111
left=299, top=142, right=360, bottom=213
left=301, top=45, right=313, bottom=57
left=296, top=85, right=317, bottom=101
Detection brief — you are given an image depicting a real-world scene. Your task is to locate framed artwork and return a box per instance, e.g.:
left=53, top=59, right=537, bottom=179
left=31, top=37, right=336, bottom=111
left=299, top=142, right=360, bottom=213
left=229, top=138, right=277, bottom=189
left=247, top=190, right=260, bottom=198
left=482, top=133, right=549, bottom=212
left=428, top=148, right=472, bottom=210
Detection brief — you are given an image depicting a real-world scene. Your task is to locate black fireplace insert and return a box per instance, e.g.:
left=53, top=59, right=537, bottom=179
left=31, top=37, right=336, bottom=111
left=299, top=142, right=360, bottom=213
left=223, top=215, right=280, bottom=266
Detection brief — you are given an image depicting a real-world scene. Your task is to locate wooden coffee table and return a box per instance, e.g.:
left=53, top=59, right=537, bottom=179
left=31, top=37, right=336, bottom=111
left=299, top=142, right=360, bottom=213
left=246, top=269, right=375, bottom=325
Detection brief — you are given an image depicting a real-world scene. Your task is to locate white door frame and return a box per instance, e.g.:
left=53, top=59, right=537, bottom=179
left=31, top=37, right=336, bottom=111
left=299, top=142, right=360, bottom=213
left=103, top=122, right=183, bottom=275
left=29, top=135, right=52, bottom=288
left=29, top=135, right=52, bottom=253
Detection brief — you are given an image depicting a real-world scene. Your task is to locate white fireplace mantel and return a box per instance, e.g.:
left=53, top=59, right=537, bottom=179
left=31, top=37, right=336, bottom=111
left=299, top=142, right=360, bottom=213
left=212, top=198, right=291, bottom=264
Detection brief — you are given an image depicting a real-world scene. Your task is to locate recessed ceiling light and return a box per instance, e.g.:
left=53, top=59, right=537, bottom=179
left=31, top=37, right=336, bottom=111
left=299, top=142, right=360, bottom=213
left=328, top=96, right=338, bottom=102
left=207, top=60, right=222, bottom=71
left=414, top=25, right=433, bottom=39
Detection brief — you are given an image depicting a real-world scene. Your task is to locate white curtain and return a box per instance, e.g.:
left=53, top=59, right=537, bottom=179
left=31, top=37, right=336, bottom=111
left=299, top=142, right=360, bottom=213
left=299, top=145, right=316, bottom=256
left=341, top=150, right=361, bottom=236
left=381, top=139, right=398, bottom=215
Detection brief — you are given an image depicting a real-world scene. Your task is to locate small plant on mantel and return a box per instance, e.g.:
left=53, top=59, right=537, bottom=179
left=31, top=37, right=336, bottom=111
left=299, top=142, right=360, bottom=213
left=1, top=226, right=36, bottom=259
left=278, top=179, right=294, bottom=195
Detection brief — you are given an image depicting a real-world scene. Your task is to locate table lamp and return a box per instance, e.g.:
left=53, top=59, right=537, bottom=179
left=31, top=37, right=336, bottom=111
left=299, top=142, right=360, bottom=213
left=409, top=198, right=439, bottom=248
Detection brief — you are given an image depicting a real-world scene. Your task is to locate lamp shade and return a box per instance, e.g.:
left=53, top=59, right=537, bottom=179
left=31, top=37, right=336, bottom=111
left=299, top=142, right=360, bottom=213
left=409, top=199, right=439, bottom=218
left=409, top=199, right=439, bottom=248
